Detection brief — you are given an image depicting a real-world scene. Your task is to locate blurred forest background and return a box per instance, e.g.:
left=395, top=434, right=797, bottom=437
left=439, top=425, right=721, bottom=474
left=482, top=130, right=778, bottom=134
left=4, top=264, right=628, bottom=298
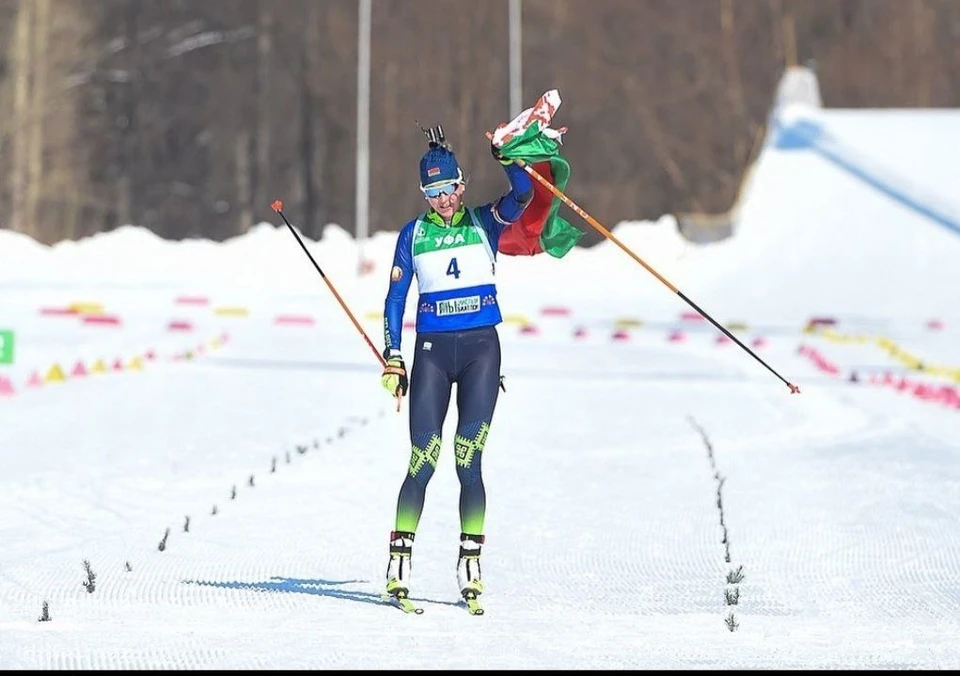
left=1, top=0, right=959, bottom=248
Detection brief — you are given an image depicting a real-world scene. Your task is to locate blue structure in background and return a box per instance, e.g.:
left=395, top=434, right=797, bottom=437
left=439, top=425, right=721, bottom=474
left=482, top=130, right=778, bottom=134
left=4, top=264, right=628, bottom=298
left=771, top=116, right=960, bottom=238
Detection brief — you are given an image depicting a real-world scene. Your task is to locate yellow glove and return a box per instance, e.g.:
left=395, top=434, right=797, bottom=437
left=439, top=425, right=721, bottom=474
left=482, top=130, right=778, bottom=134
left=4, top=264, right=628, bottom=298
left=491, top=141, right=512, bottom=165
left=381, top=354, right=408, bottom=397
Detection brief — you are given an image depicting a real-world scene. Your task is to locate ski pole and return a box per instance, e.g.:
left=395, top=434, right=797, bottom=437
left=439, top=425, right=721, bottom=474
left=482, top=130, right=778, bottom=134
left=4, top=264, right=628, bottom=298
left=488, top=136, right=800, bottom=394
left=271, top=200, right=403, bottom=411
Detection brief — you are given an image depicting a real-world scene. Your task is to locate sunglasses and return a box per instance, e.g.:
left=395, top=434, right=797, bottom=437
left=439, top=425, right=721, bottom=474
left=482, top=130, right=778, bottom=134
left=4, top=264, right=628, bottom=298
left=422, top=182, right=461, bottom=199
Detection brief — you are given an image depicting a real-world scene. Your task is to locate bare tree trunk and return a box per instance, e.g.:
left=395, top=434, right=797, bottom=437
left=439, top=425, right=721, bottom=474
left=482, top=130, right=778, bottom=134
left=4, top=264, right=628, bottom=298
left=25, top=0, right=49, bottom=240
left=117, top=0, right=142, bottom=228
left=11, top=0, right=33, bottom=233
left=255, top=0, right=273, bottom=220
left=236, top=131, right=252, bottom=233
left=720, top=0, right=750, bottom=165
left=299, top=19, right=316, bottom=237
left=307, top=1, right=328, bottom=229
left=767, top=0, right=784, bottom=71
left=911, top=0, right=934, bottom=106
left=65, top=185, right=80, bottom=241
left=781, top=8, right=797, bottom=68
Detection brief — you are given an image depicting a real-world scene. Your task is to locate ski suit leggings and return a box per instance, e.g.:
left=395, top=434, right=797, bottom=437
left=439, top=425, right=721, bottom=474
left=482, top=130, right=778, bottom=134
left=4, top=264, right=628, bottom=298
left=393, top=326, right=501, bottom=537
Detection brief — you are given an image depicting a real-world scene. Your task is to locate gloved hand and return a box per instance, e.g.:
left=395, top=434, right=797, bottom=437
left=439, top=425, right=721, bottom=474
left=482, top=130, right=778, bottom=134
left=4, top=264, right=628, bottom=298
left=490, top=141, right=512, bottom=165
left=381, top=352, right=408, bottom=397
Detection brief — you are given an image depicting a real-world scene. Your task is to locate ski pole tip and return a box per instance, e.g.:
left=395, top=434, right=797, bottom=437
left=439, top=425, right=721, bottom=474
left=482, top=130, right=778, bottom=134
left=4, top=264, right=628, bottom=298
left=271, top=200, right=284, bottom=213
left=788, top=382, right=801, bottom=394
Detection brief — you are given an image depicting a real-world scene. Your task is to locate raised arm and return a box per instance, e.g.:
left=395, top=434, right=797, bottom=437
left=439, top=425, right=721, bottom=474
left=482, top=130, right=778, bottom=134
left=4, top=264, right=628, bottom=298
left=490, top=161, right=534, bottom=229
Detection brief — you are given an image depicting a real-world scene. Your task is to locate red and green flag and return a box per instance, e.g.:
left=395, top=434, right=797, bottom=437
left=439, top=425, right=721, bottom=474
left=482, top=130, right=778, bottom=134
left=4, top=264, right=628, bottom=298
left=492, top=90, right=584, bottom=258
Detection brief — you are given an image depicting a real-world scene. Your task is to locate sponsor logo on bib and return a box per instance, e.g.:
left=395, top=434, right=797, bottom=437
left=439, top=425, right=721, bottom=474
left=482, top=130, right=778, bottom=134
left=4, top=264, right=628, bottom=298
left=436, top=295, right=481, bottom=317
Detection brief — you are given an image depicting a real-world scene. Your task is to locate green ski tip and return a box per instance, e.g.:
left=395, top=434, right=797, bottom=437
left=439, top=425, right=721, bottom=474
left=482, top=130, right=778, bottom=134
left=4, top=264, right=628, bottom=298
left=463, top=592, right=484, bottom=616
left=382, top=593, right=424, bottom=614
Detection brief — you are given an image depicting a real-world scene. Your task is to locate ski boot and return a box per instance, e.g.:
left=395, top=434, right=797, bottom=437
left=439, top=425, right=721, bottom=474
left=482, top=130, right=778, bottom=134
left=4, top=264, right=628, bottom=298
left=385, top=530, right=415, bottom=599
left=457, top=532, right=485, bottom=598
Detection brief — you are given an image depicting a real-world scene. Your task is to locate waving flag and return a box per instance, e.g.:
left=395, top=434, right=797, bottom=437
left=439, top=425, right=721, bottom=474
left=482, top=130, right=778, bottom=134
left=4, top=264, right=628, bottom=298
left=492, top=90, right=584, bottom=258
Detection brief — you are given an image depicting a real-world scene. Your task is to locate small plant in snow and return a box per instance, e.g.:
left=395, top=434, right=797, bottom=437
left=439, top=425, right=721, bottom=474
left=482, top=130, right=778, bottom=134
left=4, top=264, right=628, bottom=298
left=158, top=527, right=170, bottom=551
left=38, top=601, right=51, bottom=622
left=724, top=587, right=740, bottom=605
left=725, top=612, right=739, bottom=632
left=726, top=565, right=745, bottom=585
left=82, top=559, right=96, bottom=593
left=183, top=516, right=191, bottom=533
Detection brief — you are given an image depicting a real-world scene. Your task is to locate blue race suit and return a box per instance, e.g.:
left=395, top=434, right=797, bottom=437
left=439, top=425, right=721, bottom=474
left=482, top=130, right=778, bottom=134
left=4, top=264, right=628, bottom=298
left=385, top=162, right=532, bottom=536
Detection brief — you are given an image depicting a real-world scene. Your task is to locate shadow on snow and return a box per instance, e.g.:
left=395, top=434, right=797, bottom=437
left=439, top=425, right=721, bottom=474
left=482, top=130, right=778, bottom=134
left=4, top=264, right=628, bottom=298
left=182, top=576, right=461, bottom=608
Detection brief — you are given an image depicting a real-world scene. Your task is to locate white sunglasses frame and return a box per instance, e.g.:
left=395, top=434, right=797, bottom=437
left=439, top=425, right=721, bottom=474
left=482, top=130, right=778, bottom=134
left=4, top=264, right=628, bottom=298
left=421, top=182, right=463, bottom=199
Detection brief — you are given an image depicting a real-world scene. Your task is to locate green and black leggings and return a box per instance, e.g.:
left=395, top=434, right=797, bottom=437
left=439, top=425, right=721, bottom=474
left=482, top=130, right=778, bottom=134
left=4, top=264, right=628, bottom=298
left=393, top=326, right=501, bottom=537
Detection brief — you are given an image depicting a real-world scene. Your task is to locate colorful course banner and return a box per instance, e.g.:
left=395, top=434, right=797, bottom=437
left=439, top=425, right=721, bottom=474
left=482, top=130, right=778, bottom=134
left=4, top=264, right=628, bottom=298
left=0, top=329, right=13, bottom=364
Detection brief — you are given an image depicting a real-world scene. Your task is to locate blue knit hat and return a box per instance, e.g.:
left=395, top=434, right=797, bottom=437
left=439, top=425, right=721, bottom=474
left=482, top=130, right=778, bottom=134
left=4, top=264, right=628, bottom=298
left=419, top=146, right=463, bottom=189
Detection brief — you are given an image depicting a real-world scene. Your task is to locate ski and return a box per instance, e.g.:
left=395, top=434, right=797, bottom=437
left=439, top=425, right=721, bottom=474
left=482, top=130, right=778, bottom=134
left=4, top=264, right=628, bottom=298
left=462, top=591, right=484, bottom=616
left=381, top=592, right=424, bottom=615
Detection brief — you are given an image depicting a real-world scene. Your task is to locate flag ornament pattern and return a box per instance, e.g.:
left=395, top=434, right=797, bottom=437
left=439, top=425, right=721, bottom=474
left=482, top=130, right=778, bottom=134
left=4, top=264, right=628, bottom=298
left=491, top=89, right=583, bottom=258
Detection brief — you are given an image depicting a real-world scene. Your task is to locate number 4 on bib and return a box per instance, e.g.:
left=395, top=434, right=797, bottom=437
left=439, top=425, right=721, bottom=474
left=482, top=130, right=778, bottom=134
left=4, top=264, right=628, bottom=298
left=446, top=257, right=461, bottom=279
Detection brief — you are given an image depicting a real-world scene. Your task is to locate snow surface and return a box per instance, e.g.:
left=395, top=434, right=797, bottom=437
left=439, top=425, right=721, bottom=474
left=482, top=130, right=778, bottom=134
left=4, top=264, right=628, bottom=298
left=1, top=102, right=959, bottom=669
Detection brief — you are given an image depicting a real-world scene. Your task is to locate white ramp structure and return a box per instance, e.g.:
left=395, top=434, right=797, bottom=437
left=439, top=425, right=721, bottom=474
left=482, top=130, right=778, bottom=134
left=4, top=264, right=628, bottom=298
left=684, top=93, right=960, bottom=325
